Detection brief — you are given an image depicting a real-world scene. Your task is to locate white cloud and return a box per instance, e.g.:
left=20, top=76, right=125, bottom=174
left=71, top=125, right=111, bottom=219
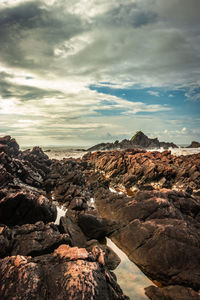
left=0, top=0, right=199, bottom=146
left=181, top=127, right=187, bottom=133
left=147, top=91, right=160, bottom=97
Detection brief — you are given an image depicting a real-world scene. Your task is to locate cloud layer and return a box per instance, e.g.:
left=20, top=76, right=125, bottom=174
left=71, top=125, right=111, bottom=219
left=0, top=0, right=199, bottom=145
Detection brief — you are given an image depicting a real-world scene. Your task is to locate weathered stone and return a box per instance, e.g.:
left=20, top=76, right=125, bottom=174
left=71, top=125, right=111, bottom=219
left=145, top=285, right=200, bottom=300
left=86, top=240, right=121, bottom=271
left=78, top=213, right=119, bottom=240
left=85, top=149, right=200, bottom=194
left=59, top=216, right=87, bottom=247
left=0, top=246, right=130, bottom=300
left=0, top=136, right=20, bottom=156
left=54, top=244, right=89, bottom=260
left=0, top=190, right=57, bottom=226
left=0, top=222, right=71, bottom=258
left=95, top=188, right=200, bottom=290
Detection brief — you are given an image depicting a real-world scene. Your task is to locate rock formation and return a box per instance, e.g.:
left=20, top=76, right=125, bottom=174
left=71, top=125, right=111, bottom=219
left=87, top=131, right=178, bottom=151
left=84, top=149, right=200, bottom=196
left=0, top=136, right=129, bottom=300
left=1, top=134, right=200, bottom=299
left=0, top=245, right=128, bottom=300
left=187, top=141, right=200, bottom=148
left=95, top=188, right=200, bottom=299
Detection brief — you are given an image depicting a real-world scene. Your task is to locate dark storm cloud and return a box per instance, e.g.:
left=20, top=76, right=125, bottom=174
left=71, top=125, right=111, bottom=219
left=0, top=1, right=86, bottom=70
left=0, top=72, right=63, bottom=100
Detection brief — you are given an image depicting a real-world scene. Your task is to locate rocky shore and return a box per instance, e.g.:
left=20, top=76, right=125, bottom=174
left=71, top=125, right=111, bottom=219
left=0, top=135, right=200, bottom=299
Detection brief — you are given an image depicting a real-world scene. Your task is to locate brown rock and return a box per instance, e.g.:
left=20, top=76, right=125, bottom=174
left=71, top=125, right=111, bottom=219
left=145, top=285, right=200, bottom=300
left=3, top=221, right=71, bottom=257
left=59, top=215, right=87, bottom=247
left=85, top=149, right=200, bottom=194
left=78, top=213, right=119, bottom=240
left=54, top=244, right=89, bottom=260
left=95, top=188, right=200, bottom=290
left=0, top=248, right=129, bottom=300
left=0, top=190, right=57, bottom=226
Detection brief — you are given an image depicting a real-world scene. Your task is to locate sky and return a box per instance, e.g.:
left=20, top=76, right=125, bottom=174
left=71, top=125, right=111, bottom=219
left=0, top=0, right=200, bottom=147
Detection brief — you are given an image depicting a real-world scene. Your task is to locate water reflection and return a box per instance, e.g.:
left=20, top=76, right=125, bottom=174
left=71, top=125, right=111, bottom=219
left=55, top=205, right=67, bottom=224
left=107, top=238, right=152, bottom=300
left=54, top=205, right=152, bottom=300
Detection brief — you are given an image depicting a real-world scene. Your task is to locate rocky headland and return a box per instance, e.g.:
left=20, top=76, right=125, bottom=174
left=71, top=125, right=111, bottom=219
left=187, top=141, right=200, bottom=148
left=87, top=131, right=178, bottom=151
left=0, top=135, right=200, bottom=300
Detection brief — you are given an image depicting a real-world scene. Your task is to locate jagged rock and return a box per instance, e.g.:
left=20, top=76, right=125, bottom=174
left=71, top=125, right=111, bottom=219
left=86, top=239, right=121, bottom=271
left=0, top=189, right=57, bottom=226
left=95, top=188, right=200, bottom=291
left=0, top=150, right=50, bottom=189
left=0, top=246, right=130, bottom=300
left=78, top=213, right=120, bottom=240
left=0, top=221, right=71, bottom=258
left=87, top=131, right=178, bottom=151
left=20, top=146, right=52, bottom=174
left=187, top=141, right=200, bottom=148
left=145, top=285, right=200, bottom=300
left=45, top=158, right=91, bottom=204
left=85, top=149, right=200, bottom=194
left=0, top=136, right=20, bottom=156
left=59, top=216, right=87, bottom=247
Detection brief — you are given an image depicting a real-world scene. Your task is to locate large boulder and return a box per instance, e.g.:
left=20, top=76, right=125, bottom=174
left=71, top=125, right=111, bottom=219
left=59, top=216, right=87, bottom=247
left=78, top=213, right=120, bottom=240
left=95, top=188, right=200, bottom=292
left=0, top=221, right=71, bottom=258
left=0, top=245, right=129, bottom=300
left=0, top=189, right=57, bottom=226
left=145, top=285, right=200, bottom=300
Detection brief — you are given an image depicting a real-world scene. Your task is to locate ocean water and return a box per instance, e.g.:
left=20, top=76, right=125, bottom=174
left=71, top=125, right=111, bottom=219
left=40, top=146, right=200, bottom=160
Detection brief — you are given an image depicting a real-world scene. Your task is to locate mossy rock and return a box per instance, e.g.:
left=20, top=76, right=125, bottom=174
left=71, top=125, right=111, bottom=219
left=131, top=131, right=144, bottom=141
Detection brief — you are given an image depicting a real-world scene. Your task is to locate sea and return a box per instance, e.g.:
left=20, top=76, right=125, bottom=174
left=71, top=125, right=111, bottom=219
left=39, top=145, right=200, bottom=161
left=30, top=145, right=200, bottom=300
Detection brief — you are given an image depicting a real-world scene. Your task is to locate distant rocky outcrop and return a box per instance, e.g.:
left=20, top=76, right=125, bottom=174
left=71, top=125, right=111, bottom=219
left=187, top=141, right=200, bottom=148
left=87, top=131, right=178, bottom=151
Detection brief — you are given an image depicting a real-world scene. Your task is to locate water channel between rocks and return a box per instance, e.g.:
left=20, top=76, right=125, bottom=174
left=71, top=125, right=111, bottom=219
left=55, top=205, right=152, bottom=300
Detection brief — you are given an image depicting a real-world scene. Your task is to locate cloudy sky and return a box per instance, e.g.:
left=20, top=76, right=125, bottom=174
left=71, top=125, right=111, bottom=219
left=0, top=0, right=200, bottom=146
